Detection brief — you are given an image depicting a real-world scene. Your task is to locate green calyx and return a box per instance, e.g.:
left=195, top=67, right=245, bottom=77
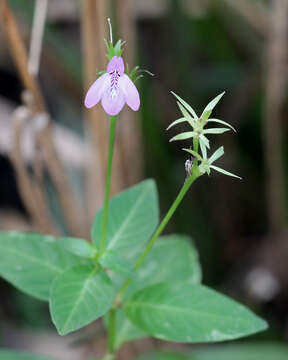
left=105, top=39, right=125, bottom=60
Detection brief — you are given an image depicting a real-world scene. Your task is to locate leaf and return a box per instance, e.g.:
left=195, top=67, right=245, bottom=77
left=210, top=165, right=242, bottom=179
left=170, top=132, right=196, bottom=142
left=125, top=283, right=267, bottom=343
left=138, top=352, right=192, bottom=360
left=201, top=92, right=225, bottom=121
left=208, top=146, right=224, bottom=165
left=92, top=180, right=159, bottom=267
left=0, top=232, right=80, bottom=301
left=0, top=350, right=56, bottom=360
left=110, top=308, right=148, bottom=348
left=193, top=342, right=288, bottom=360
left=182, top=149, right=203, bottom=162
left=58, top=237, right=98, bottom=259
left=50, top=264, right=115, bottom=335
left=99, top=250, right=133, bottom=276
left=203, top=128, right=230, bottom=135
left=126, top=235, right=202, bottom=298
left=199, top=134, right=210, bottom=149
left=177, top=103, right=195, bottom=126
left=171, top=92, right=198, bottom=119
left=199, top=138, right=207, bottom=159
left=114, top=235, right=202, bottom=347
left=194, top=343, right=288, bottom=360
left=166, top=117, right=187, bottom=131
left=207, top=119, right=236, bottom=132
left=137, top=344, right=288, bottom=360
left=195, top=342, right=288, bottom=360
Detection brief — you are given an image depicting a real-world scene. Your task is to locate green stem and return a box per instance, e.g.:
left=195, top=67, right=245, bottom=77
left=117, top=167, right=201, bottom=298
left=193, top=137, right=199, bottom=154
left=98, top=115, right=117, bottom=259
left=107, top=307, right=116, bottom=354
left=193, top=137, right=199, bottom=169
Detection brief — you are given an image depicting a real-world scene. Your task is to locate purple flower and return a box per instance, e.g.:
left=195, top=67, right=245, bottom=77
left=84, top=56, right=140, bottom=116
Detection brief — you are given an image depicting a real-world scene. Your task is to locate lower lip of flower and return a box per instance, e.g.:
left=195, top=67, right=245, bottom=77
left=110, top=71, right=120, bottom=99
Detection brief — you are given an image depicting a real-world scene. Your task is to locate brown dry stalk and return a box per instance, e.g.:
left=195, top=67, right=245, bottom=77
left=0, top=0, right=45, bottom=112
left=10, top=107, right=56, bottom=234
left=115, top=0, right=142, bottom=186
left=263, top=0, right=288, bottom=232
left=81, top=0, right=108, bottom=217
left=1, top=0, right=84, bottom=237
left=36, top=117, right=85, bottom=237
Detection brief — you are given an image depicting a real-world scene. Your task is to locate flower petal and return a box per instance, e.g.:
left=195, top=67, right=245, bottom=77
left=84, top=73, right=110, bottom=108
left=107, top=56, right=125, bottom=75
left=101, top=88, right=125, bottom=116
left=118, top=74, right=140, bottom=111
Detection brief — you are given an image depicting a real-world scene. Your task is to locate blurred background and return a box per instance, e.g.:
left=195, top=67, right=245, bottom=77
left=0, top=0, right=288, bottom=359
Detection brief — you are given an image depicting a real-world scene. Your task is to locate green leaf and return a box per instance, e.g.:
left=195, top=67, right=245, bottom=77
left=138, top=352, right=192, bottom=360
left=199, top=137, right=207, bottom=159
left=171, top=92, right=198, bottom=119
left=137, top=344, right=288, bottom=360
left=110, top=308, right=148, bottom=348
left=137, top=343, right=288, bottom=360
left=0, top=350, right=56, bottom=360
left=182, top=149, right=203, bottom=162
left=50, top=264, right=115, bottom=335
left=203, top=128, right=230, bottom=135
left=58, top=237, right=98, bottom=259
left=114, top=235, right=202, bottom=347
left=92, top=180, right=159, bottom=267
left=0, top=232, right=80, bottom=301
left=125, top=283, right=267, bottom=343
left=207, top=119, right=236, bottom=132
left=208, top=146, right=224, bottom=165
left=166, top=117, right=187, bottom=131
left=199, top=134, right=210, bottom=149
left=194, top=343, right=288, bottom=360
left=127, top=235, right=202, bottom=297
left=99, top=250, right=133, bottom=276
left=177, top=103, right=195, bottom=126
left=210, top=165, right=242, bottom=179
left=170, top=132, right=196, bottom=142
left=201, top=92, right=225, bottom=121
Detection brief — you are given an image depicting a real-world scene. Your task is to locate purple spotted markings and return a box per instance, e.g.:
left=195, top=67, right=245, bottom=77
left=84, top=56, right=140, bottom=116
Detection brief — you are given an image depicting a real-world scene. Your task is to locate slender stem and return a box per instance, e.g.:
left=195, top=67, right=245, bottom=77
left=107, top=307, right=116, bottom=354
left=98, top=115, right=117, bottom=258
left=193, top=137, right=199, bottom=168
left=193, top=137, right=199, bottom=154
left=136, top=172, right=199, bottom=269
left=117, top=168, right=201, bottom=298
